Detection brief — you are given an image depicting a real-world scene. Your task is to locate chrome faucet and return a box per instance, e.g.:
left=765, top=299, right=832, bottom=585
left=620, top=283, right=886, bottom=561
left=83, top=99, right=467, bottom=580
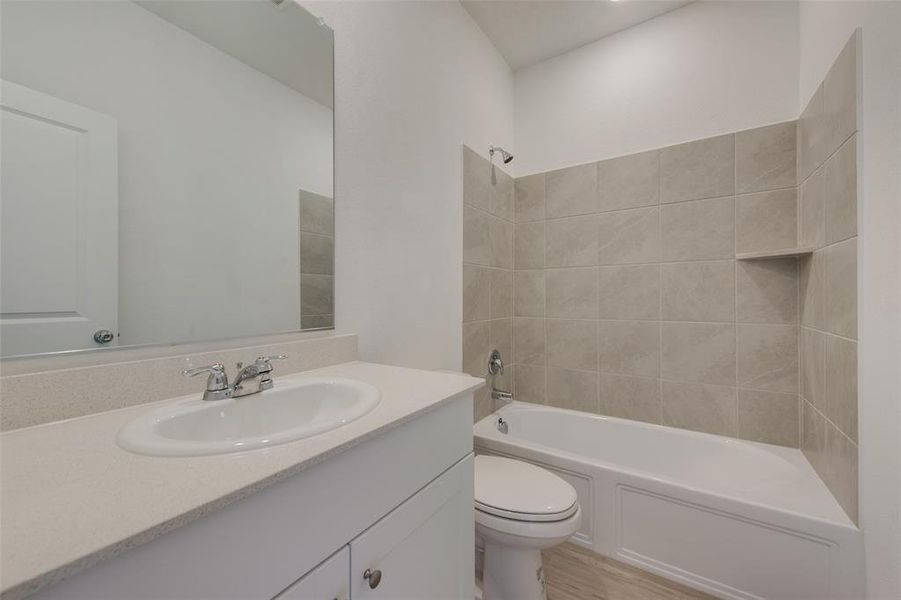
left=183, top=355, right=286, bottom=401
left=491, top=388, right=513, bottom=402
left=183, top=363, right=232, bottom=401
left=496, top=417, right=509, bottom=434
left=232, top=355, right=286, bottom=397
left=486, top=349, right=513, bottom=407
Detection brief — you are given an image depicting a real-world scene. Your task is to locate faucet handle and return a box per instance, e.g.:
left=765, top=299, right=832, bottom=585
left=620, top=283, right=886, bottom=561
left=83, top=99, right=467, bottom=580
left=487, top=349, right=504, bottom=376
left=254, top=355, right=286, bottom=391
left=255, top=355, right=287, bottom=365
left=183, top=363, right=225, bottom=377
left=183, top=363, right=229, bottom=392
left=254, top=355, right=287, bottom=372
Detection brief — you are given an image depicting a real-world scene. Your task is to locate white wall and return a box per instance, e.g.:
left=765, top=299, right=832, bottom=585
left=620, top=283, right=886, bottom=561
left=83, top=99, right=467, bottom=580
left=2, top=1, right=332, bottom=347
left=798, top=3, right=901, bottom=598
left=513, top=0, right=799, bottom=176
left=303, top=0, right=514, bottom=370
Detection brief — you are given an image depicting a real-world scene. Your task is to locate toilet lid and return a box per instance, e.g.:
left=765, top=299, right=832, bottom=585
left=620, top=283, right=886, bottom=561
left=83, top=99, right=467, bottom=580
left=474, top=455, right=578, bottom=522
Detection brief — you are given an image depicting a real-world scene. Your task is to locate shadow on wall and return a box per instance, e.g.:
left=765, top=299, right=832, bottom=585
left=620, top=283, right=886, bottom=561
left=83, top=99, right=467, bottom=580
left=462, top=146, right=514, bottom=422
left=796, top=31, right=860, bottom=525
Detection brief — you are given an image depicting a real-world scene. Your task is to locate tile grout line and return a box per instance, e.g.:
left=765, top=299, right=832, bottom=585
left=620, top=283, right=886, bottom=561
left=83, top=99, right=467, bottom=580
left=524, top=187, right=797, bottom=227
left=542, top=173, right=549, bottom=407
left=733, top=133, right=741, bottom=437
left=594, top=168, right=603, bottom=414
left=800, top=323, right=858, bottom=442
left=516, top=362, right=801, bottom=399
left=521, top=257, right=754, bottom=270
left=795, top=119, right=804, bottom=448
left=657, top=149, right=664, bottom=426
left=802, top=394, right=858, bottom=449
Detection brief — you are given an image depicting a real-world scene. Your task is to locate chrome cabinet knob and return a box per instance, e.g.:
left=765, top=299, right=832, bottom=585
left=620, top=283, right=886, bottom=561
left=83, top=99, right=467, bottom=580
left=363, top=568, right=382, bottom=589
left=93, top=329, right=115, bottom=344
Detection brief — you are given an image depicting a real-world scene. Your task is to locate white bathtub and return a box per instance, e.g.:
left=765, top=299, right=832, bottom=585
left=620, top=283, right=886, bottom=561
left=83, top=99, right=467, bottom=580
left=474, top=402, right=862, bottom=600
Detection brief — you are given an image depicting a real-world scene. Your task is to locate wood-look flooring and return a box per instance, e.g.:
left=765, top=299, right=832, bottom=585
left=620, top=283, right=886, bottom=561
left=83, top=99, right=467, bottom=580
left=541, top=543, right=715, bottom=600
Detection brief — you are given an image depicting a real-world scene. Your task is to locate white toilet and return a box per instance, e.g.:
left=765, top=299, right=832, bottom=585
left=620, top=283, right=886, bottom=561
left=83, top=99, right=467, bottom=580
left=474, top=455, right=581, bottom=600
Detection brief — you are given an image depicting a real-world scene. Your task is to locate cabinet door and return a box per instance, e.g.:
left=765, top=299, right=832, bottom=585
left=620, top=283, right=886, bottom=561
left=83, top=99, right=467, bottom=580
left=351, top=455, right=474, bottom=600
left=274, top=546, right=349, bottom=600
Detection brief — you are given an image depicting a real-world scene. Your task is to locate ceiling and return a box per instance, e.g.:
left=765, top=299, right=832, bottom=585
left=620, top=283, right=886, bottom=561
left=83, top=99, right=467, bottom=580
left=461, top=0, right=694, bottom=70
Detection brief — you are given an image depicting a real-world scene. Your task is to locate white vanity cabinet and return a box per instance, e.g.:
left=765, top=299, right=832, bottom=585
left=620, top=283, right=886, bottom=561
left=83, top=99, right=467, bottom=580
left=350, top=455, right=473, bottom=600
left=274, top=453, right=473, bottom=600
left=275, top=547, right=349, bottom=600
left=32, top=396, right=475, bottom=600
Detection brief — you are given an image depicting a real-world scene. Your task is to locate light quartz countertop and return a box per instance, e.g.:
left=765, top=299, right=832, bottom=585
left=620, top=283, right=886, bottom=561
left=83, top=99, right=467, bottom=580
left=0, top=361, right=484, bottom=600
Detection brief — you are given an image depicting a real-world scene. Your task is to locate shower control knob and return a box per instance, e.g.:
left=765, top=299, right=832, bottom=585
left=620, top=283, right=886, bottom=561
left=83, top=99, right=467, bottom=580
left=93, top=329, right=115, bottom=344
left=363, top=568, right=382, bottom=589
left=487, top=349, right=504, bottom=376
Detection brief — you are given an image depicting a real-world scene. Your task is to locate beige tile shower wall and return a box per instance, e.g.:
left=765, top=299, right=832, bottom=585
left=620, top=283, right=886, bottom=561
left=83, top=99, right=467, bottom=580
left=510, top=121, right=803, bottom=449
left=462, top=146, right=514, bottom=422
left=798, top=32, right=860, bottom=524
left=300, top=190, right=335, bottom=329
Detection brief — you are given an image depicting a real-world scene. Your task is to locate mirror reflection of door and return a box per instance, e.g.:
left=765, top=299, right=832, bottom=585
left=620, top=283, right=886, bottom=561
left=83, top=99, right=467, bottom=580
left=0, top=80, right=119, bottom=356
left=0, top=0, right=334, bottom=358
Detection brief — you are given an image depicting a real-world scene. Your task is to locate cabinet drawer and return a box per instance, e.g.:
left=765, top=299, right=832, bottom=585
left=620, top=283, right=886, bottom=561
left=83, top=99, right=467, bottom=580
left=274, top=546, right=349, bottom=600
left=350, top=455, right=474, bottom=600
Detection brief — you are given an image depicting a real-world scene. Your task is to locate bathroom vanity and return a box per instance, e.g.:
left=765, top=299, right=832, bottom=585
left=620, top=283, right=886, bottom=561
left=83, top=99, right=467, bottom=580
left=0, top=3, right=484, bottom=597
left=0, top=362, right=482, bottom=600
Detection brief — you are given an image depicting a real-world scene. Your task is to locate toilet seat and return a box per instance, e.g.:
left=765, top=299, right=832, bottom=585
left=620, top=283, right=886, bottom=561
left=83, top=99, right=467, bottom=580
left=475, top=499, right=578, bottom=522
left=474, top=455, right=578, bottom=523
left=476, top=502, right=582, bottom=541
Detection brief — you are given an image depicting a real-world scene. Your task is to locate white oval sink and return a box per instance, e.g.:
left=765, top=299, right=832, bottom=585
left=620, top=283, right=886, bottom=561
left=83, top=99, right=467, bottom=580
left=117, top=377, right=381, bottom=457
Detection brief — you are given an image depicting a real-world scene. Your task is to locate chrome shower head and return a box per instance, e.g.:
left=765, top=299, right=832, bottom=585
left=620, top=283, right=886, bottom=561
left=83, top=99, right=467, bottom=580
left=489, top=145, right=514, bottom=164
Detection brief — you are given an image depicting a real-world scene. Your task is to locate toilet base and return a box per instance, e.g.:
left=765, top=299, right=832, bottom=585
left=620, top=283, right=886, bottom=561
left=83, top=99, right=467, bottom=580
left=482, top=541, right=546, bottom=600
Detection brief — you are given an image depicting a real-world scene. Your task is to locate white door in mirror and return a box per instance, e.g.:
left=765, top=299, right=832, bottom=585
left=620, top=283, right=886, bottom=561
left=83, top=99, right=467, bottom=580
left=0, top=80, right=118, bottom=357
left=117, top=378, right=381, bottom=457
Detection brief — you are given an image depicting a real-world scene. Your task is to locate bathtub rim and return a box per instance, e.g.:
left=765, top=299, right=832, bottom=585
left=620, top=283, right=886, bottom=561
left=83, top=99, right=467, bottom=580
left=474, top=401, right=857, bottom=532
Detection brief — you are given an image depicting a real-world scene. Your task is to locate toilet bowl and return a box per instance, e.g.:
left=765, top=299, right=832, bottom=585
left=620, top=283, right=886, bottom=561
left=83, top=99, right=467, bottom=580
left=474, top=455, right=581, bottom=600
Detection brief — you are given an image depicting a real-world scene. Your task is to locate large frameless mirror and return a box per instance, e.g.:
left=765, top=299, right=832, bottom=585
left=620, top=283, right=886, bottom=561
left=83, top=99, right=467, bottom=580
left=0, top=0, right=335, bottom=358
